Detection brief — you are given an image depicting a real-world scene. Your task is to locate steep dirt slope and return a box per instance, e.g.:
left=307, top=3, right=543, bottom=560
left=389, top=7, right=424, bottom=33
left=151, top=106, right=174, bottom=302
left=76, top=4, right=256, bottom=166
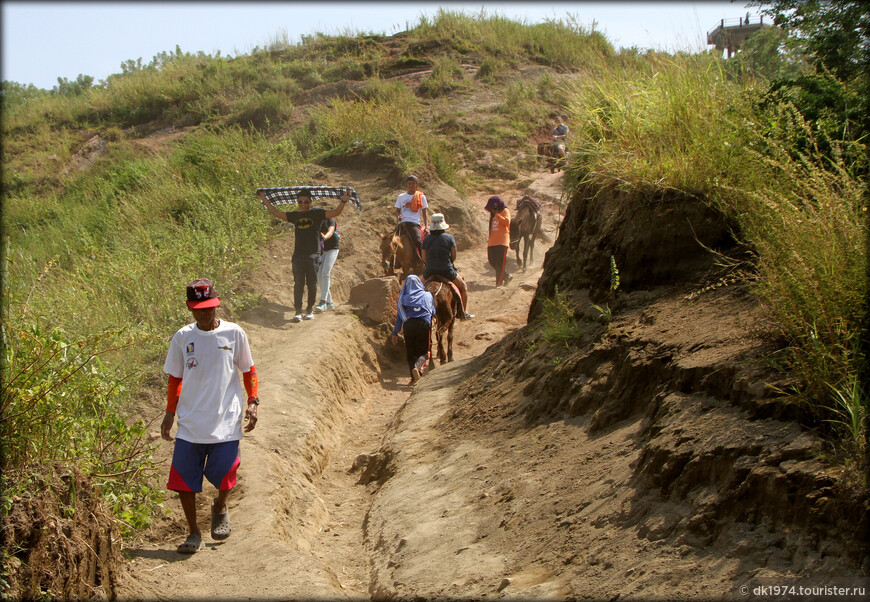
left=115, top=49, right=866, bottom=600
left=360, top=180, right=868, bottom=599
left=117, top=166, right=564, bottom=599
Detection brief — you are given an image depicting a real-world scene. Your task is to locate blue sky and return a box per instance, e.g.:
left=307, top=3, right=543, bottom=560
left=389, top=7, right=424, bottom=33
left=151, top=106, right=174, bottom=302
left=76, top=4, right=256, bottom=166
left=2, top=1, right=749, bottom=89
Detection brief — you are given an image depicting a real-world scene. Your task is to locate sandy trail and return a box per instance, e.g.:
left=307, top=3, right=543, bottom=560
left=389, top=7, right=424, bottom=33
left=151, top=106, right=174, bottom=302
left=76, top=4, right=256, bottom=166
left=119, top=174, right=563, bottom=600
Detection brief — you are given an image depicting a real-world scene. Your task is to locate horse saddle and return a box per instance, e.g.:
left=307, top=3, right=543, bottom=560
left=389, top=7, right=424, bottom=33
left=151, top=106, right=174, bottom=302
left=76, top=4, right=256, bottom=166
left=396, top=222, right=424, bottom=262
left=423, top=275, right=464, bottom=312
left=516, top=195, right=543, bottom=214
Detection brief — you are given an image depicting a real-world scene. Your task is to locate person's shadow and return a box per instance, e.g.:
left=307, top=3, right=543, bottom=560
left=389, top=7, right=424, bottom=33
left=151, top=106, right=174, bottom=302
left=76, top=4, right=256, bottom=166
left=240, top=302, right=295, bottom=328
left=468, top=281, right=497, bottom=292
left=124, top=540, right=226, bottom=563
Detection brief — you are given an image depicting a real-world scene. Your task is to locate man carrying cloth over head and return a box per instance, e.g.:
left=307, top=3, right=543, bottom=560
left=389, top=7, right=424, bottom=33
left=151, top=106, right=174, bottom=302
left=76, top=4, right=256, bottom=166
left=258, top=187, right=351, bottom=322
left=162, top=278, right=260, bottom=554
left=394, top=175, right=429, bottom=257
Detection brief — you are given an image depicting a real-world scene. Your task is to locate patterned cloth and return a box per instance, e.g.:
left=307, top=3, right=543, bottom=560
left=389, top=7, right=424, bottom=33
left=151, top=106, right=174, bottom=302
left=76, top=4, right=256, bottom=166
left=256, top=186, right=362, bottom=211
left=516, top=195, right=542, bottom=213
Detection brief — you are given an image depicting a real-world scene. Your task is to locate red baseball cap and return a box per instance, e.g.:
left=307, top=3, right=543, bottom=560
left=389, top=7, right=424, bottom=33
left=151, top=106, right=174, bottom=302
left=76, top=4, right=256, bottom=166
left=186, top=278, right=221, bottom=309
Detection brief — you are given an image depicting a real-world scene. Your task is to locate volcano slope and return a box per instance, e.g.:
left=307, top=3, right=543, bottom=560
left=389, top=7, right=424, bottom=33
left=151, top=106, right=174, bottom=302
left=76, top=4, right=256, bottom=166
left=116, top=165, right=556, bottom=599
left=118, top=158, right=866, bottom=600
left=361, top=180, right=868, bottom=600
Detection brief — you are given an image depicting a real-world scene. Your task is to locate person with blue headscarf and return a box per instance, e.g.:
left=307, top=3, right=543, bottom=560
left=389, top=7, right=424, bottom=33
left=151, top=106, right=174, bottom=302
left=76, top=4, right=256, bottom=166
left=391, top=275, right=435, bottom=383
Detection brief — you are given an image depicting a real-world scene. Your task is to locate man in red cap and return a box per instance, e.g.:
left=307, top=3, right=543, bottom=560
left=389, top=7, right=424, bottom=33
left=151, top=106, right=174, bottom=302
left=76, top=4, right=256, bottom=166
left=160, top=278, right=260, bottom=553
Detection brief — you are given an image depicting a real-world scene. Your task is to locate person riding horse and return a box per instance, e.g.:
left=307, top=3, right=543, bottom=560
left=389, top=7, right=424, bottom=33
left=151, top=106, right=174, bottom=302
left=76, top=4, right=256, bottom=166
left=552, top=115, right=569, bottom=141
left=394, top=175, right=428, bottom=259
left=421, top=213, right=473, bottom=320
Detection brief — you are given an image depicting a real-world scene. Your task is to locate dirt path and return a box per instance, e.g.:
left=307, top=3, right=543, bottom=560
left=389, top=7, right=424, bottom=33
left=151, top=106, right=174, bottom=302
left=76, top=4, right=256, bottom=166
left=118, top=173, right=564, bottom=600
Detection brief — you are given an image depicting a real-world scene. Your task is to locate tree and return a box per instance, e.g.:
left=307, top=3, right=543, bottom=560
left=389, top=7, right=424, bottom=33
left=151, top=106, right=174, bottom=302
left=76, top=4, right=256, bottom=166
left=732, top=25, right=805, bottom=81
left=751, top=0, right=869, bottom=83
left=53, top=73, right=94, bottom=96
left=750, top=1, right=869, bottom=145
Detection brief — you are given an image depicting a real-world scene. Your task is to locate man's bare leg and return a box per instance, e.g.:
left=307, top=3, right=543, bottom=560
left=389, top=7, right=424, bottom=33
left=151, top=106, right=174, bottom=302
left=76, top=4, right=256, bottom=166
left=454, top=274, right=473, bottom=319
left=179, top=491, right=200, bottom=537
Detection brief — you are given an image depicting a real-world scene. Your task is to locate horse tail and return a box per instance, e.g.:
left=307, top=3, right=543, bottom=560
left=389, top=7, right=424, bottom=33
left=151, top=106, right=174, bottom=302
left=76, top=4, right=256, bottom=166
left=535, top=215, right=551, bottom=243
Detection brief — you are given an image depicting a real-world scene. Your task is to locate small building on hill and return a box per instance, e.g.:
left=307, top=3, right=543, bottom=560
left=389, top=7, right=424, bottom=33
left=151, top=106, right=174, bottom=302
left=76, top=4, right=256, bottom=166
left=707, top=15, right=768, bottom=58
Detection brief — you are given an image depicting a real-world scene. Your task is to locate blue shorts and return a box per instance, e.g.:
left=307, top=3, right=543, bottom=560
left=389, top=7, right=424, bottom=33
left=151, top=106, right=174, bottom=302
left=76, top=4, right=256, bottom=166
left=167, top=439, right=240, bottom=493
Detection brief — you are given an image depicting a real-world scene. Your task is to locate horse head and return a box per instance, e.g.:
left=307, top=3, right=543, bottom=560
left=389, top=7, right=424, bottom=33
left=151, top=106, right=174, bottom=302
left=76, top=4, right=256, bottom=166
left=380, top=232, right=399, bottom=275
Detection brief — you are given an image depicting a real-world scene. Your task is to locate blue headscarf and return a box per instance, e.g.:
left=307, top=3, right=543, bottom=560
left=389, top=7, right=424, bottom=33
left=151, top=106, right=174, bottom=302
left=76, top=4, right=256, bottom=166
left=397, top=275, right=435, bottom=323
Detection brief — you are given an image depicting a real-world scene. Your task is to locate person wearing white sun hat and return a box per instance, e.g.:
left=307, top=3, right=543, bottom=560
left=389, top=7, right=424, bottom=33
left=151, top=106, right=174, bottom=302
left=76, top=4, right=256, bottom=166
left=421, top=213, right=473, bottom=319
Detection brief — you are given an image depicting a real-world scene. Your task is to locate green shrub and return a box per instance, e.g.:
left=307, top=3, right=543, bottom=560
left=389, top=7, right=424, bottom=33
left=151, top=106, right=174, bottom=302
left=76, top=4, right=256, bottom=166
left=539, top=288, right=584, bottom=345
left=322, top=58, right=370, bottom=82
left=417, top=55, right=468, bottom=97
left=477, top=56, right=507, bottom=82
left=0, top=312, right=162, bottom=536
left=226, top=91, right=294, bottom=130
left=284, top=60, right=324, bottom=89
left=737, top=114, right=867, bottom=409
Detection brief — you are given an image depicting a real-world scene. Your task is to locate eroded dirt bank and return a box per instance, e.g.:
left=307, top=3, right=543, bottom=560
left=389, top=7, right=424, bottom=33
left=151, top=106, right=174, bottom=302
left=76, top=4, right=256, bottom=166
left=361, top=180, right=867, bottom=599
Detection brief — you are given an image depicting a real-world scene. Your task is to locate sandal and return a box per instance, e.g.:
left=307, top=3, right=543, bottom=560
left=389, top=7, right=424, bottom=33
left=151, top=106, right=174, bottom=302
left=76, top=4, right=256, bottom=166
left=177, top=532, right=203, bottom=554
left=211, top=498, right=232, bottom=540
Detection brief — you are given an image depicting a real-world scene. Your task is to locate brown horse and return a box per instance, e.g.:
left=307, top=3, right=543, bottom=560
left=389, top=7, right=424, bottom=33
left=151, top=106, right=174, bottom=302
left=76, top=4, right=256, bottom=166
left=380, top=226, right=423, bottom=282
left=536, top=141, right=566, bottom=173
left=424, top=278, right=460, bottom=367
left=509, top=196, right=547, bottom=271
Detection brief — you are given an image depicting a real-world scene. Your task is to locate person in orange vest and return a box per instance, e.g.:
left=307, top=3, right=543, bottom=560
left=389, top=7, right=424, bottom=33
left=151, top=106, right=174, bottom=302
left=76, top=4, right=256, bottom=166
left=485, top=195, right=513, bottom=287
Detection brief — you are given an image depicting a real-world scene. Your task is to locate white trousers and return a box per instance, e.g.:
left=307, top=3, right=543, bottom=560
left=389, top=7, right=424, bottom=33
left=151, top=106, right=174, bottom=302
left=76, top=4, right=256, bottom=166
left=318, top=249, right=339, bottom=303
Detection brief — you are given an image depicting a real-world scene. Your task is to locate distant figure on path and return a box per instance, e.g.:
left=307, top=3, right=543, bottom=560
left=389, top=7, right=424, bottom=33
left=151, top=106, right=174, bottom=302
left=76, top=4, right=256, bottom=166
left=485, top=195, right=512, bottom=287
left=552, top=115, right=569, bottom=141
left=258, top=188, right=351, bottom=321
left=161, top=278, right=260, bottom=554
left=391, top=275, right=435, bottom=384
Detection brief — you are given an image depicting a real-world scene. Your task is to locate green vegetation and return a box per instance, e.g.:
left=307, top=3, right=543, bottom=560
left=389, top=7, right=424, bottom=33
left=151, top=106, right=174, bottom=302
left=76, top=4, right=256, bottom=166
left=560, top=10, right=867, bottom=462
left=538, top=288, right=585, bottom=346
left=410, top=9, right=614, bottom=69
left=1, top=12, right=612, bottom=572
left=417, top=55, right=469, bottom=98
left=1, top=7, right=867, bottom=594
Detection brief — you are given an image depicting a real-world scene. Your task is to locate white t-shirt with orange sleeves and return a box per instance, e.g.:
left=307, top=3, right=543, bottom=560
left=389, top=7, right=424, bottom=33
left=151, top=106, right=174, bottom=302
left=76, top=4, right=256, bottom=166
left=163, top=320, right=254, bottom=444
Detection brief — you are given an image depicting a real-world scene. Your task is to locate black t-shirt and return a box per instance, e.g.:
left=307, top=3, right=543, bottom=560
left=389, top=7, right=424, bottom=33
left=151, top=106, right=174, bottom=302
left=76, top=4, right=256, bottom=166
left=285, top=207, right=327, bottom=257
left=321, top=217, right=339, bottom=252
left=422, top=231, right=456, bottom=273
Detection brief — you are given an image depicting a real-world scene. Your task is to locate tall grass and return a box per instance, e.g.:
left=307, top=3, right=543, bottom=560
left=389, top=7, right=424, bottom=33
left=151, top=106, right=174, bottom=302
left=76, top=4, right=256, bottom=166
left=562, top=51, right=867, bottom=459
left=738, top=113, right=866, bottom=412
left=412, top=9, right=613, bottom=70
left=301, top=80, right=457, bottom=185
left=417, top=55, right=469, bottom=97
left=4, top=125, right=307, bottom=388
left=564, top=53, right=759, bottom=199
